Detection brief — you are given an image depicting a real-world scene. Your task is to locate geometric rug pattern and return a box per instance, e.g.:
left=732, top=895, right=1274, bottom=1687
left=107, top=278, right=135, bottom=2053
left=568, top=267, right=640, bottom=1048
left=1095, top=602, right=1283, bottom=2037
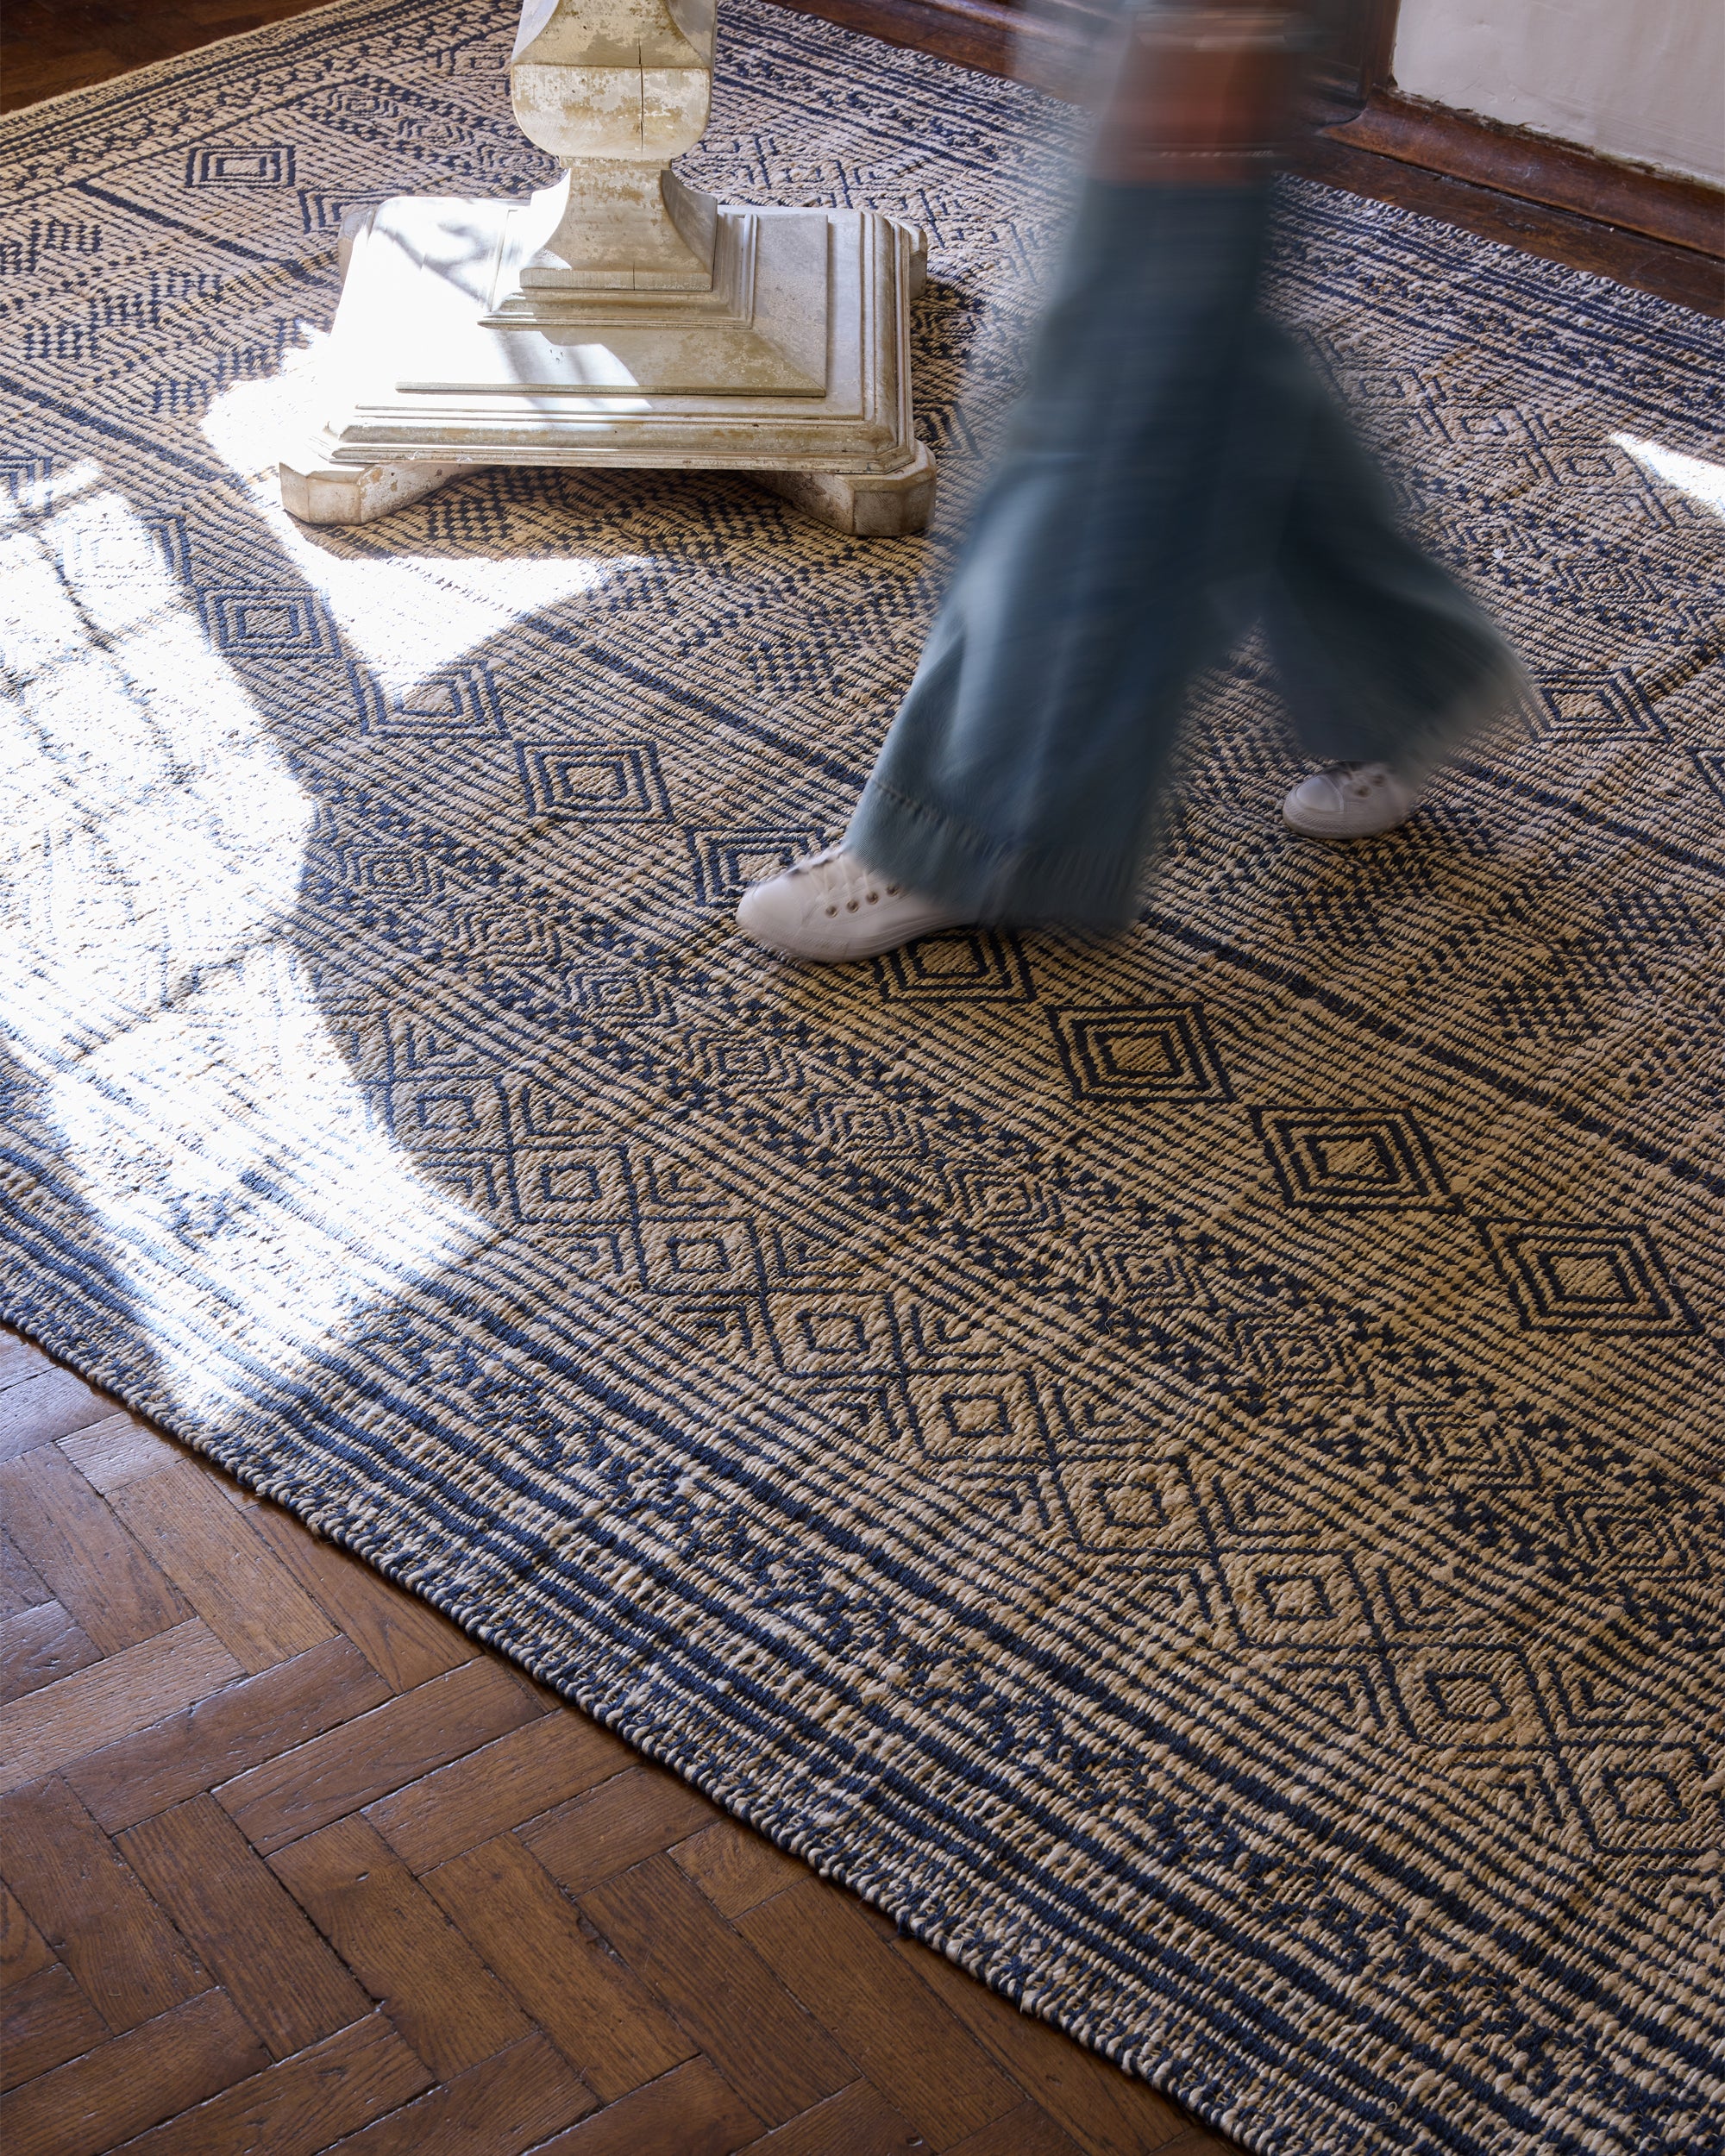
left=2, top=3, right=1722, bottom=2149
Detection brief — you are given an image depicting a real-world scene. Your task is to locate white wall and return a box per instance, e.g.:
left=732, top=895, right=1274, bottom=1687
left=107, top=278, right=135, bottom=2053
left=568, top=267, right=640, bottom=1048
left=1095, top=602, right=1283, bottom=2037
left=1392, top=0, right=1725, bottom=186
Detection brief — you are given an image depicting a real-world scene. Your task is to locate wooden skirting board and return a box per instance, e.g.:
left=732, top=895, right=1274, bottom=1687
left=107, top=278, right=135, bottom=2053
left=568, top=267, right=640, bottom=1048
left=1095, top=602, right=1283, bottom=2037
left=1329, top=92, right=1724, bottom=260
left=761, top=0, right=1725, bottom=315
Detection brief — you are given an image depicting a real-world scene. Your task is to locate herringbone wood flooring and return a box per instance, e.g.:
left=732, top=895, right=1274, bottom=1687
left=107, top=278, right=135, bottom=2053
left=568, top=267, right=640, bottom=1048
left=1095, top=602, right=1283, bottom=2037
left=0, top=1326, right=1237, bottom=2155
left=0, top=0, right=339, bottom=110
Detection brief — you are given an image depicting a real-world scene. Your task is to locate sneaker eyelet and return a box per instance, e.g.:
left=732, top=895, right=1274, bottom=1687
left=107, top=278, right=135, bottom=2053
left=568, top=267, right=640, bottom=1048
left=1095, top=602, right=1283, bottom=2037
left=845, top=900, right=859, bottom=912
left=866, top=892, right=878, bottom=903
left=825, top=905, right=837, bottom=916
left=886, top=884, right=900, bottom=895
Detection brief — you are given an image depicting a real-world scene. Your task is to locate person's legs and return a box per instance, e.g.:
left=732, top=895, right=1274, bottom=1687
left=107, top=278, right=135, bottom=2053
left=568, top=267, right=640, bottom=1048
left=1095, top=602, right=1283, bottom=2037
left=1251, top=322, right=1526, bottom=822
left=737, top=276, right=1527, bottom=954
left=840, top=178, right=1278, bottom=931
left=735, top=6, right=1527, bottom=957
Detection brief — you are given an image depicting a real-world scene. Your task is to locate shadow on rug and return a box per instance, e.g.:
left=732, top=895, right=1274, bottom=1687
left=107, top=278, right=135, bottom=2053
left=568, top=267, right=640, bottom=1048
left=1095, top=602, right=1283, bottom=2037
left=2, top=3, right=1722, bottom=2150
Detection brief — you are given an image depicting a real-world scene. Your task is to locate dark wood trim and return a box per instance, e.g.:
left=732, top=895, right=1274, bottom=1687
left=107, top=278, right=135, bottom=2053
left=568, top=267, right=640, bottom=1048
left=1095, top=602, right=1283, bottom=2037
left=1289, top=128, right=1724, bottom=316
left=758, top=0, right=1722, bottom=311
left=1307, top=0, right=1402, bottom=120
left=1329, top=91, right=1724, bottom=260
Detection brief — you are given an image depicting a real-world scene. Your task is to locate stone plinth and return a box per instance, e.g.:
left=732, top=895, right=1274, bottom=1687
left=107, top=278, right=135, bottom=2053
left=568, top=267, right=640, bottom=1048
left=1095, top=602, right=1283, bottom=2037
left=279, top=0, right=933, bottom=535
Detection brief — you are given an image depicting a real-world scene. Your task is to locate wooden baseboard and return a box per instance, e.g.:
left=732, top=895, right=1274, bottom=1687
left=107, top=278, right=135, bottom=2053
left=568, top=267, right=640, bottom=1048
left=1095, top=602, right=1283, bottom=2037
left=756, top=0, right=1722, bottom=310
left=1289, top=131, right=1722, bottom=315
left=1328, top=92, right=1724, bottom=260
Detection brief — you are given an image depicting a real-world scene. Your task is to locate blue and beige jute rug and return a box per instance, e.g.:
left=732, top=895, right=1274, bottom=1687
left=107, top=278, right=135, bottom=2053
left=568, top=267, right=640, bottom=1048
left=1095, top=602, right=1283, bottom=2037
left=3, top=3, right=1722, bottom=2147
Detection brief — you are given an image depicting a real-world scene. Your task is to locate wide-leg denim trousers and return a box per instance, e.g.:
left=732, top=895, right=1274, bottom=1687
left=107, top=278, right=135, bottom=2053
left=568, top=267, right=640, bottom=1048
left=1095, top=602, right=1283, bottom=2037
left=845, top=178, right=1522, bottom=927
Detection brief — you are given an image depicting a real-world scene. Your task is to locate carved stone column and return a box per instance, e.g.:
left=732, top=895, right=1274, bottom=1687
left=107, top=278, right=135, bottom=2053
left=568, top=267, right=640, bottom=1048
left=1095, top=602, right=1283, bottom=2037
left=280, top=0, right=934, bottom=535
left=508, top=0, right=718, bottom=290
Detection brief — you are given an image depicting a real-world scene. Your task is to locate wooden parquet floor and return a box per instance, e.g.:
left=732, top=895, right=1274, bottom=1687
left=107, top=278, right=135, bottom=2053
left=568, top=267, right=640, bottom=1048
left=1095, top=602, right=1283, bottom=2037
left=0, top=0, right=341, bottom=110
left=0, top=1326, right=1238, bottom=2156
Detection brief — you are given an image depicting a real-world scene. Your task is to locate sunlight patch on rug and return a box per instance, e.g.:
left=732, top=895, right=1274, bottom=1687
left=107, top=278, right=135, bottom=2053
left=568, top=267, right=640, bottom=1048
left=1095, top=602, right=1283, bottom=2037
left=2, top=462, right=492, bottom=1417
left=1615, top=432, right=1725, bottom=521
left=204, top=340, right=637, bottom=695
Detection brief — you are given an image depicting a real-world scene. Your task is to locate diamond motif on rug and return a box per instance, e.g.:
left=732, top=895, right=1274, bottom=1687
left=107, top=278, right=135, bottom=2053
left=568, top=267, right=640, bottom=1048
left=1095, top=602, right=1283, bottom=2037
left=1049, top=1002, right=1233, bottom=1100
left=1481, top=1222, right=1697, bottom=1333
left=1253, top=1106, right=1451, bottom=1209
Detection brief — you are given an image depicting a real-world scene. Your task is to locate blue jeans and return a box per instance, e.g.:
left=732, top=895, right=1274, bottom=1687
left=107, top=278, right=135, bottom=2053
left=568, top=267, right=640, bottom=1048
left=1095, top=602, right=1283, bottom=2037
left=846, top=179, right=1521, bottom=926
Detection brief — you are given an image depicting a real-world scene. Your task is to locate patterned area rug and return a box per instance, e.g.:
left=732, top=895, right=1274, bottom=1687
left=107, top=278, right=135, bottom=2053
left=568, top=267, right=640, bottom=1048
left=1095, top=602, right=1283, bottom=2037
left=3, top=4, right=1722, bottom=2149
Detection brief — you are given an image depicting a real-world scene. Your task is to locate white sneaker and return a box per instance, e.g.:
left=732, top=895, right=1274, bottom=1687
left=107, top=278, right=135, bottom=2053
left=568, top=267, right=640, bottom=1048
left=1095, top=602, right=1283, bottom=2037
left=736, top=844, right=968, bottom=961
left=1282, top=761, right=1422, bottom=840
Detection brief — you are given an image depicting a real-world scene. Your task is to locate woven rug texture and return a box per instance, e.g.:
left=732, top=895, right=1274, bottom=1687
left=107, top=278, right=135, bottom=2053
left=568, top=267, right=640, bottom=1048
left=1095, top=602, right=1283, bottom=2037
left=3, top=3, right=1723, bottom=2149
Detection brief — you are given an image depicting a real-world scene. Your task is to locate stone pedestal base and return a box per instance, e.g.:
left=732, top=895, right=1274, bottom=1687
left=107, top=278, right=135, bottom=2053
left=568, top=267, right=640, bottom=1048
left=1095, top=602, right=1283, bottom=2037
left=750, top=442, right=937, bottom=536
left=281, top=191, right=933, bottom=536
left=278, top=453, right=469, bottom=527
left=279, top=438, right=938, bottom=537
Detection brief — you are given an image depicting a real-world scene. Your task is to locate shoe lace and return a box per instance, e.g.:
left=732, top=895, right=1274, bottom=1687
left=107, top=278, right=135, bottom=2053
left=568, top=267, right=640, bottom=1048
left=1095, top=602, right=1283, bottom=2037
left=791, top=845, right=902, bottom=918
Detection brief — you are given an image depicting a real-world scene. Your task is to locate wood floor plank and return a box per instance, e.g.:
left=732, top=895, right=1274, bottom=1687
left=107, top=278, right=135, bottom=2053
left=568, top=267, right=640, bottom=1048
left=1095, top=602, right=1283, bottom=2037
left=0, top=1775, right=208, bottom=2028
left=239, top=1501, right=476, bottom=1692
left=0, top=1334, right=51, bottom=1390
left=102, top=1458, right=337, bottom=1676
left=0, top=1988, right=267, bottom=2156
left=60, top=1415, right=190, bottom=1496
left=0, top=1958, right=110, bottom=2091
left=422, top=1832, right=693, bottom=2103
left=737, top=2079, right=929, bottom=2155
left=0, top=1446, right=187, bottom=1654
left=530, top=2057, right=765, bottom=2156
left=0, top=1877, right=56, bottom=1989
left=944, top=2103, right=1090, bottom=2156
left=213, top=1657, right=543, bottom=1854
left=311, top=2031, right=597, bottom=2156
left=365, top=1710, right=633, bottom=1873
left=118, top=1794, right=371, bottom=2059
left=0, top=1363, right=114, bottom=1461
left=519, top=1761, right=719, bottom=1894
left=106, top=2010, right=434, bottom=2156
left=0, top=0, right=354, bottom=114
left=0, top=1528, right=52, bottom=1619
left=737, top=1876, right=1022, bottom=2147
left=891, top=1933, right=1189, bottom=2156
left=580, top=1854, right=854, bottom=2129
left=65, top=1635, right=392, bottom=1833
left=0, top=1618, right=243, bottom=1792
left=671, top=1818, right=807, bottom=1918
left=0, top=1597, right=101, bottom=1704
left=2, top=42, right=126, bottom=111
left=269, top=1814, right=533, bottom=2079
